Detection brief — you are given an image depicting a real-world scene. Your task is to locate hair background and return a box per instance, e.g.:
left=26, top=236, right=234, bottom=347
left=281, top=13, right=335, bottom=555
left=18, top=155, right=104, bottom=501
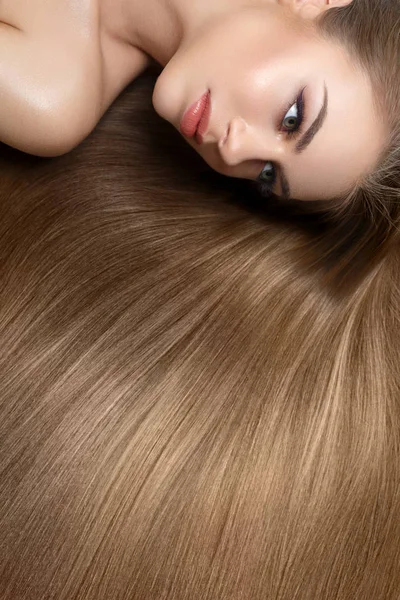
left=313, top=0, right=400, bottom=248
left=1, top=72, right=400, bottom=599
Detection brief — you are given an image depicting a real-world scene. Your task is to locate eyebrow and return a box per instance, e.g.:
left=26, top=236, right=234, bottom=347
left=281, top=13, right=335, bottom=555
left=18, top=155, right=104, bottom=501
left=295, top=84, right=329, bottom=155
left=278, top=84, right=329, bottom=199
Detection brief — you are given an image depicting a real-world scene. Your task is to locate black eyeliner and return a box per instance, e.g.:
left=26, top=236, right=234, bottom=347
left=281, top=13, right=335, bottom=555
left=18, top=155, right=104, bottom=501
left=253, top=176, right=276, bottom=199
left=286, top=87, right=306, bottom=138
left=255, top=86, right=307, bottom=197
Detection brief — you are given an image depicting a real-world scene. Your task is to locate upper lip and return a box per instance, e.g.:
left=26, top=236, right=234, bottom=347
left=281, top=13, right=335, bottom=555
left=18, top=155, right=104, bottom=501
left=180, top=90, right=211, bottom=144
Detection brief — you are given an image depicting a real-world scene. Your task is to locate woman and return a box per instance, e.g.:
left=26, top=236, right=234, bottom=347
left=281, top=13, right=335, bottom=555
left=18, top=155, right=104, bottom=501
left=1, top=71, right=400, bottom=600
left=1, top=0, right=399, bottom=206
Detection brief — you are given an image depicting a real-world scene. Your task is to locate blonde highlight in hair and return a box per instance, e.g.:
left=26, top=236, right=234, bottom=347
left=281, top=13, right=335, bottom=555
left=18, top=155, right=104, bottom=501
left=1, top=73, right=400, bottom=599
left=316, top=0, right=400, bottom=235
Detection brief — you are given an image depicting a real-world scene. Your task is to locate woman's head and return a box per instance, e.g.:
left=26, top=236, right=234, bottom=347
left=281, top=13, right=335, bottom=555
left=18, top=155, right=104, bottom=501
left=153, top=0, right=398, bottom=205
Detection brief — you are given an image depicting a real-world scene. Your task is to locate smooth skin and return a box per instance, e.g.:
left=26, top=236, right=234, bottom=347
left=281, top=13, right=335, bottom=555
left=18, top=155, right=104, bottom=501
left=0, top=0, right=385, bottom=201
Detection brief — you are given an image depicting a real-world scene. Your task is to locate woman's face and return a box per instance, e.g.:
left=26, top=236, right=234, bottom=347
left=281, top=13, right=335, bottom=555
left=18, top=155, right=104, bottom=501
left=152, top=3, right=385, bottom=201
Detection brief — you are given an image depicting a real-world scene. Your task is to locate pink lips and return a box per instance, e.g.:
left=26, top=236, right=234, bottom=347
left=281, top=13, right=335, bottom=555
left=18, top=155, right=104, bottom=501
left=180, top=90, right=211, bottom=145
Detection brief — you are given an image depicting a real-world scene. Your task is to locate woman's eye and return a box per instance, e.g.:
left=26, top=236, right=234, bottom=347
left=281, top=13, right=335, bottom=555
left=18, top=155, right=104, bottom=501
left=256, top=90, right=305, bottom=189
left=282, top=102, right=299, bottom=131
left=281, top=88, right=305, bottom=134
left=258, top=161, right=276, bottom=185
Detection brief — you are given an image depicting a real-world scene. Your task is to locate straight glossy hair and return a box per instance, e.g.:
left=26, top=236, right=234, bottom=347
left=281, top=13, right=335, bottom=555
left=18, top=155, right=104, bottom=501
left=316, top=0, right=400, bottom=226
left=1, top=74, right=400, bottom=600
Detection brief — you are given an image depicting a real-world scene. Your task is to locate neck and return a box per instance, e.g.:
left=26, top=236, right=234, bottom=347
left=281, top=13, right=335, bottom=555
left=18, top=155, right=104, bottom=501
left=122, top=0, right=258, bottom=66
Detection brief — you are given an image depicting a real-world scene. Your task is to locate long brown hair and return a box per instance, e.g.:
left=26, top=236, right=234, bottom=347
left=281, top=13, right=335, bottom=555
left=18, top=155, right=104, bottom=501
left=1, top=73, right=400, bottom=599
left=315, top=0, right=400, bottom=248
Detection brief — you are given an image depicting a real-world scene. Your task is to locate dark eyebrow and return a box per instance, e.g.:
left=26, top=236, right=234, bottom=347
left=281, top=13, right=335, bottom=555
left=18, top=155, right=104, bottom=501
left=295, top=84, right=329, bottom=155
left=277, top=85, right=328, bottom=199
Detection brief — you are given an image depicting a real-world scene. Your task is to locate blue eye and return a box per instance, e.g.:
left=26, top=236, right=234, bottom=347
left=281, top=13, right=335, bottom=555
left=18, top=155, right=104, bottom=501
left=282, top=88, right=305, bottom=135
left=258, top=161, right=276, bottom=185
left=282, top=102, right=299, bottom=131
left=256, top=88, right=306, bottom=189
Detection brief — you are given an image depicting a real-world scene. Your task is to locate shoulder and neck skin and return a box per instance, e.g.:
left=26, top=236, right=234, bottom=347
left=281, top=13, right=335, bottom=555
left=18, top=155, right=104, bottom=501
left=103, top=0, right=260, bottom=66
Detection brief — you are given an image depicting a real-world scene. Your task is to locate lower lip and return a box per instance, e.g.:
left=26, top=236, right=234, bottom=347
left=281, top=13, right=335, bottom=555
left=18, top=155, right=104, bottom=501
left=180, top=90, right=211, bottom=145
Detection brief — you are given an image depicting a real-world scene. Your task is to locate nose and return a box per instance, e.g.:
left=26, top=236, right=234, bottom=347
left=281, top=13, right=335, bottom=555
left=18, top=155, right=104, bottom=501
left=218, top=116, right=282, bottom=168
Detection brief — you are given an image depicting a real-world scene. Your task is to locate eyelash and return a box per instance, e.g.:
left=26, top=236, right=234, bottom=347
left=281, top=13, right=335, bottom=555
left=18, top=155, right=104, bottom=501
left=255, top=87, right=307, bottom=198
left=280, top=87, right=306, bottom=139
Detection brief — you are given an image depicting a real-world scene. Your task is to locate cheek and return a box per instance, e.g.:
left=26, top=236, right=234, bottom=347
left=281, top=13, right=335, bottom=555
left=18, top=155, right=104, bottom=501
left=195, top=142, right=256, bottom=180
left=188, top=15, right=296, bottom=87
left=218, top=40, right=320, bottom=115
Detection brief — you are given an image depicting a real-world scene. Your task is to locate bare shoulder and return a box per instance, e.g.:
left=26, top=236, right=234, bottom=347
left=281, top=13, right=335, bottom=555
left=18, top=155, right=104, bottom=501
left=0, top=0, right=150, bottom=155
left=0, top=0, right=105, bottom=155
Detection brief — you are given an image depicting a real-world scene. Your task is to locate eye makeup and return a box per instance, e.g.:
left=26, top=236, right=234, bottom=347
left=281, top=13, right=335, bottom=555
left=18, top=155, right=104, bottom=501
left=252, top=178, right=275, bottom=200
left=253, top=164, right=290, bottom=201
left=278, top=86, right=307, bottom=139
left=255, top=86, right=309, bottom=199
